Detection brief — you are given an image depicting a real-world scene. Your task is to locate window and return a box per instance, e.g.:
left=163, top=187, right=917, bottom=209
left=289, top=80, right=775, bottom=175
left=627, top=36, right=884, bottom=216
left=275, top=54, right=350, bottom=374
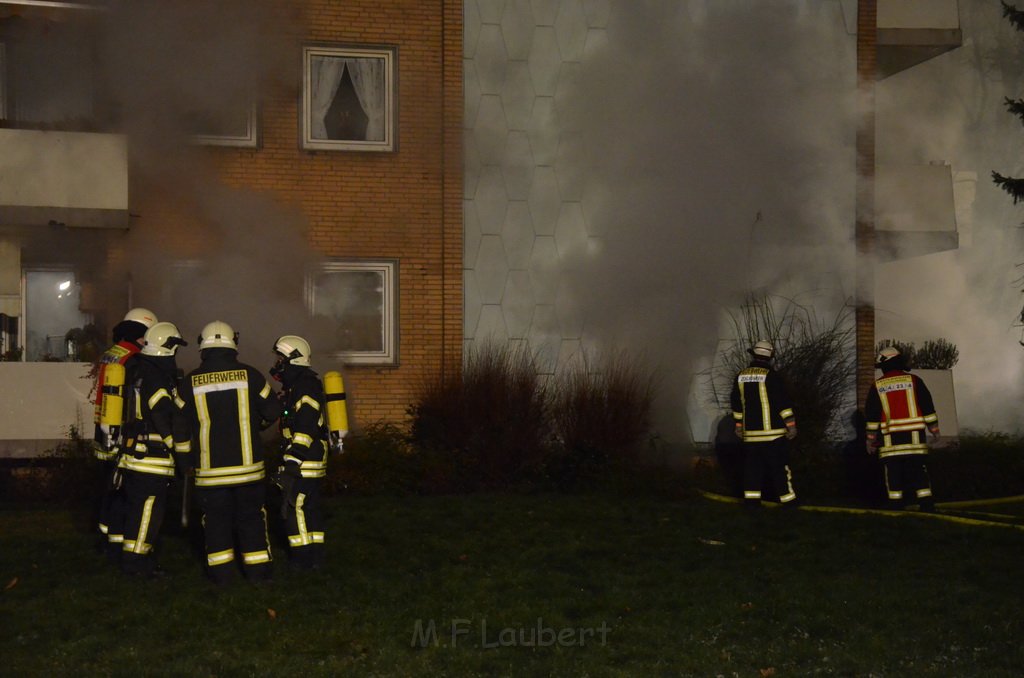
left=306, top=260, right=398, bottom=365
left=301, top=44, right=397, bottom=152
left=0, top=42, right=7, bottom=121
left=188, top=102, right=260, bottom=148
left=23, top=270, right=93, bottom=362
left=1, top=17, right=100, bottom=129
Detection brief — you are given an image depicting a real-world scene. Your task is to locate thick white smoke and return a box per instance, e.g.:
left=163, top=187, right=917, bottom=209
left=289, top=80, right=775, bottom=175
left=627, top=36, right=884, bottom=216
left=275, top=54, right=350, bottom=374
left=556, top=1, right=858, bottom=445
left=89, top=1, right=342, bottom=376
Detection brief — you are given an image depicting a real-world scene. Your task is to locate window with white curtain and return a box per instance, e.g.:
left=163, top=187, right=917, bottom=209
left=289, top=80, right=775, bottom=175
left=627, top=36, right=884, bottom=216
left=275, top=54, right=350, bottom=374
left=301, top=44, right=396, bottom=152
left=306, top=260, right=398, bottom=365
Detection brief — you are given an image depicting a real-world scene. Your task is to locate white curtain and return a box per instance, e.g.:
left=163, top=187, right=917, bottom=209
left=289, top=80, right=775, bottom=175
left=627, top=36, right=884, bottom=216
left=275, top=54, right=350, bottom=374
left=310, top=57, right=346, bottom=139
left=345, top=57, right=386, bottom=142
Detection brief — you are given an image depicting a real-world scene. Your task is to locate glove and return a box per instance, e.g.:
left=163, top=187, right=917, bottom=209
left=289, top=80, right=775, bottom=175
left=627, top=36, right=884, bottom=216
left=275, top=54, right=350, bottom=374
left=274, top=460, right=302, bottom=518
left=330, top=431, right=345, bottom=455
left=110, top=467, right=124, bottom=491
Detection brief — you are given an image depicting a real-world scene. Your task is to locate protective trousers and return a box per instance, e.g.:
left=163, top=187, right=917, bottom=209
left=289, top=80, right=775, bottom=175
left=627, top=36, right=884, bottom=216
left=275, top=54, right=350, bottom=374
left=121, top=470, right=170, bottom=575
left=882, top=455, right=934, bottom=511
left=284, top=477, right=325, bottom=569
left=197, top=483, right=273, bottom=584
left=96, top=459, right=127, bottom=563
left=742, top=437, right=797, bottom=506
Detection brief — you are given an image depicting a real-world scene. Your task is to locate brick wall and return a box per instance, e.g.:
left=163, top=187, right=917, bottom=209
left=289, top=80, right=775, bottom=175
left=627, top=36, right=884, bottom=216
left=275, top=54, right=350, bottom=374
left=128, top=1, right=463, bottom=430
left=855, top=0, right=876, bottom=410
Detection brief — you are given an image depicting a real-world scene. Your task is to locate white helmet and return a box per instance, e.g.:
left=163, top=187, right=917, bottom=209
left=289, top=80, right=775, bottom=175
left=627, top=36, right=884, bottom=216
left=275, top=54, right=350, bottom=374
left=123, top=307, right=158, bottom=329
left=274, top=335, right=311, bottom=367
left=142, top=322, right=187, bottom=357
left=199, top=320, right=238, bottom=350
left=748, top=340, right=774, bottom=358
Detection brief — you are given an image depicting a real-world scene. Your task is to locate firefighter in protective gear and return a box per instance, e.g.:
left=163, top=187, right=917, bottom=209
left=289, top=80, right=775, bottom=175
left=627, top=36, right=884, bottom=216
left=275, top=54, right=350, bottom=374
left=864, top=346, right=940, bottom=512
left=730, top=340, right=798, bottom=508
left=271, top=334, right=329, bottom=570
left=92, top=307, right=158, bottom=561
left=178, top=321, right=281, bottom=585
left=120, top=322, right=191, bottom=577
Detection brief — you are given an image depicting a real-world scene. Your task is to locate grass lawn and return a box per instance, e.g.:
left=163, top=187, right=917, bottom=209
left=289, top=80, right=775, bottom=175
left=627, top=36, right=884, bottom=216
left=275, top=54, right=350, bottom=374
left=2, top=490, right=1023, bottom=676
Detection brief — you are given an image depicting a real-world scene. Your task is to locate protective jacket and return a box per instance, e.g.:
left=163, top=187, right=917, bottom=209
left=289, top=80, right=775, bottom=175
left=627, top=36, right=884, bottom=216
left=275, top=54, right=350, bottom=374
left=179, top=349, right=281, bottom=487
left=864, top=369, right=938, bottom=458
left=279, top=366, right=328, bottom=479
left=93, top=341, right=141, bottom=461
left=730, top=360, right=795, bottom=443
left=122, top=354, right=192, bottom=477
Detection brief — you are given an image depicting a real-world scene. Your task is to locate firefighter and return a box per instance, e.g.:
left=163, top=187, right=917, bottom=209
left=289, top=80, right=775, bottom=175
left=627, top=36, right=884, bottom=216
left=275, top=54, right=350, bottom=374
left=270, top=335, right=329, bottom=571
left=864, top=346, right=940, bottom=512
left=120, top=322, right=191, bottom=577
left=730, top=340, right=798, bottom=508
left=178, top=321, right=281, bottom=585
left=92, top=307, right=157, bottom=561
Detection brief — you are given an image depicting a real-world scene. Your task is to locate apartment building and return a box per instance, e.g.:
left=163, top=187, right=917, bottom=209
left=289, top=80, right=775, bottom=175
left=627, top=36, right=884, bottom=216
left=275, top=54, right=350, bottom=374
left=0, top=0, right=462, bottom=456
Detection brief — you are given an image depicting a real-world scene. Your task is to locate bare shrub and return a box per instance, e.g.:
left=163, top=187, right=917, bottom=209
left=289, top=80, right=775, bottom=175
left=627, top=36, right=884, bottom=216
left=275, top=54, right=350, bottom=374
left=548, top=350, right=656, bottom=487
left=710, top=294, right=856, bottom=447
left=407, top=342, right=551, bottom=491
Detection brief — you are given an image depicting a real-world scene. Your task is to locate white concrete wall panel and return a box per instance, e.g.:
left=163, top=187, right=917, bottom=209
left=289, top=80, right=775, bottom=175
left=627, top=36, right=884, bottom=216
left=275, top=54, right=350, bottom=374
left=527, top=28, right=562, bottom=96
left=500, top=62, right=536, bottom=131
left=502, top=130, right=535, bottom=199
left=502, top=270, right=535, bottom=338
left=501, top=0, right=537, bottom=60
left=502, top=202, right=535, bottom=269
left=473, top=95, right=508, bottom=164
left=475, top=235, right=510, bottom=304
left=464, top=0, right=611, bottom=379
left=530, top=0, right=559, bottom=26
left=529, top=235, right=559, bottom=304
left=527, top=96, right=559, bottom=166
left=528, top=166, right=561, bottom=235
left=475, top=165, right=509, bottom=234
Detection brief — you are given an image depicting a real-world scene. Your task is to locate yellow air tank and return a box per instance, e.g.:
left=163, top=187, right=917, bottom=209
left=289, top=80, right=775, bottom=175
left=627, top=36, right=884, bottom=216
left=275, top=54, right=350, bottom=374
left=99, top=362, right=126, bottom=451
left=323, top=370, right=349, bottom=453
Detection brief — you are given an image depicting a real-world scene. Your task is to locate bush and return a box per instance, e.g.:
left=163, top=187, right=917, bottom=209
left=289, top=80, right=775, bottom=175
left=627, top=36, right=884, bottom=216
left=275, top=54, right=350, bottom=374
left=710, top=294, right=856, bottom=447
left=328, top=422, right=421, bottom=495
left=2, top=425, right=95, bottom=513
left=407, top=342, right=552, bottom=491
left=875, top=338, right=959, bottom=370
left=547, top=350, right=656, bottom=489
left=929, top=429, right=1024, bottom=500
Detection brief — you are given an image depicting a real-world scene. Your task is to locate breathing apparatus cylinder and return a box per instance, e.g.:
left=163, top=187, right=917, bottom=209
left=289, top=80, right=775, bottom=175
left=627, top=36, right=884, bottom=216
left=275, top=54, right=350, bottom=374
left=99, top=362, right=126, bottom=451
left=323, top=370, right=349, bottom=453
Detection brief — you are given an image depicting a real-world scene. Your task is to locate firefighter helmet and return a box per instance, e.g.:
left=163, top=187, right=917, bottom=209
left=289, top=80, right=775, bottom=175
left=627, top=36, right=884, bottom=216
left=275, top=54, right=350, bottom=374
left=199, top=320, right=238, bottom=350
left=274, top=335, right=311, bottom=367
left=142, top=322, right=188, bottom=357
left=875, top=346, right=903, bottom=369
left=123, top=307, right=158, bottom=329
left=748, top=340, right=774, bottom=358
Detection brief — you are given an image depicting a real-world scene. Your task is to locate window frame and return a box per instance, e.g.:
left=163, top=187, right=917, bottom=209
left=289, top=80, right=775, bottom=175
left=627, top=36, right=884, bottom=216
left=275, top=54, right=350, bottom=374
left=0, top=42, right=7, bottom=121
left=305, top=259, right=399, bottom=366
left=189, top=102, right=260, bottom=148
left=300, top=43, right=398, bottom=153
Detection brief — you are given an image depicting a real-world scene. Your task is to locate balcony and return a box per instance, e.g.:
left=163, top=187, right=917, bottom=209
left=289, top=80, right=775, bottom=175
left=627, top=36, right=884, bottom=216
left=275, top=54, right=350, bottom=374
left=0, top=128, right=129, bottom=228
left=0, top=361, right=93, bottom=458
left=875, top=163, right=959, bottom=261
left=841, top=0, right=962, bottom=78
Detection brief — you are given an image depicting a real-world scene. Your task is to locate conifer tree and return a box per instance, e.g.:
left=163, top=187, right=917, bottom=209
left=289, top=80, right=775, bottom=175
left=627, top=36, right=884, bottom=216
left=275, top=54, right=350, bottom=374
left=993, top=2, right=1024, bottom=202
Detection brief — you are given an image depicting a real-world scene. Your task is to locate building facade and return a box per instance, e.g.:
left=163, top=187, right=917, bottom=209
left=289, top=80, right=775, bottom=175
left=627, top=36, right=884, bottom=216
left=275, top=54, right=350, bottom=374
left=0, top=0, right=462, bottom=455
